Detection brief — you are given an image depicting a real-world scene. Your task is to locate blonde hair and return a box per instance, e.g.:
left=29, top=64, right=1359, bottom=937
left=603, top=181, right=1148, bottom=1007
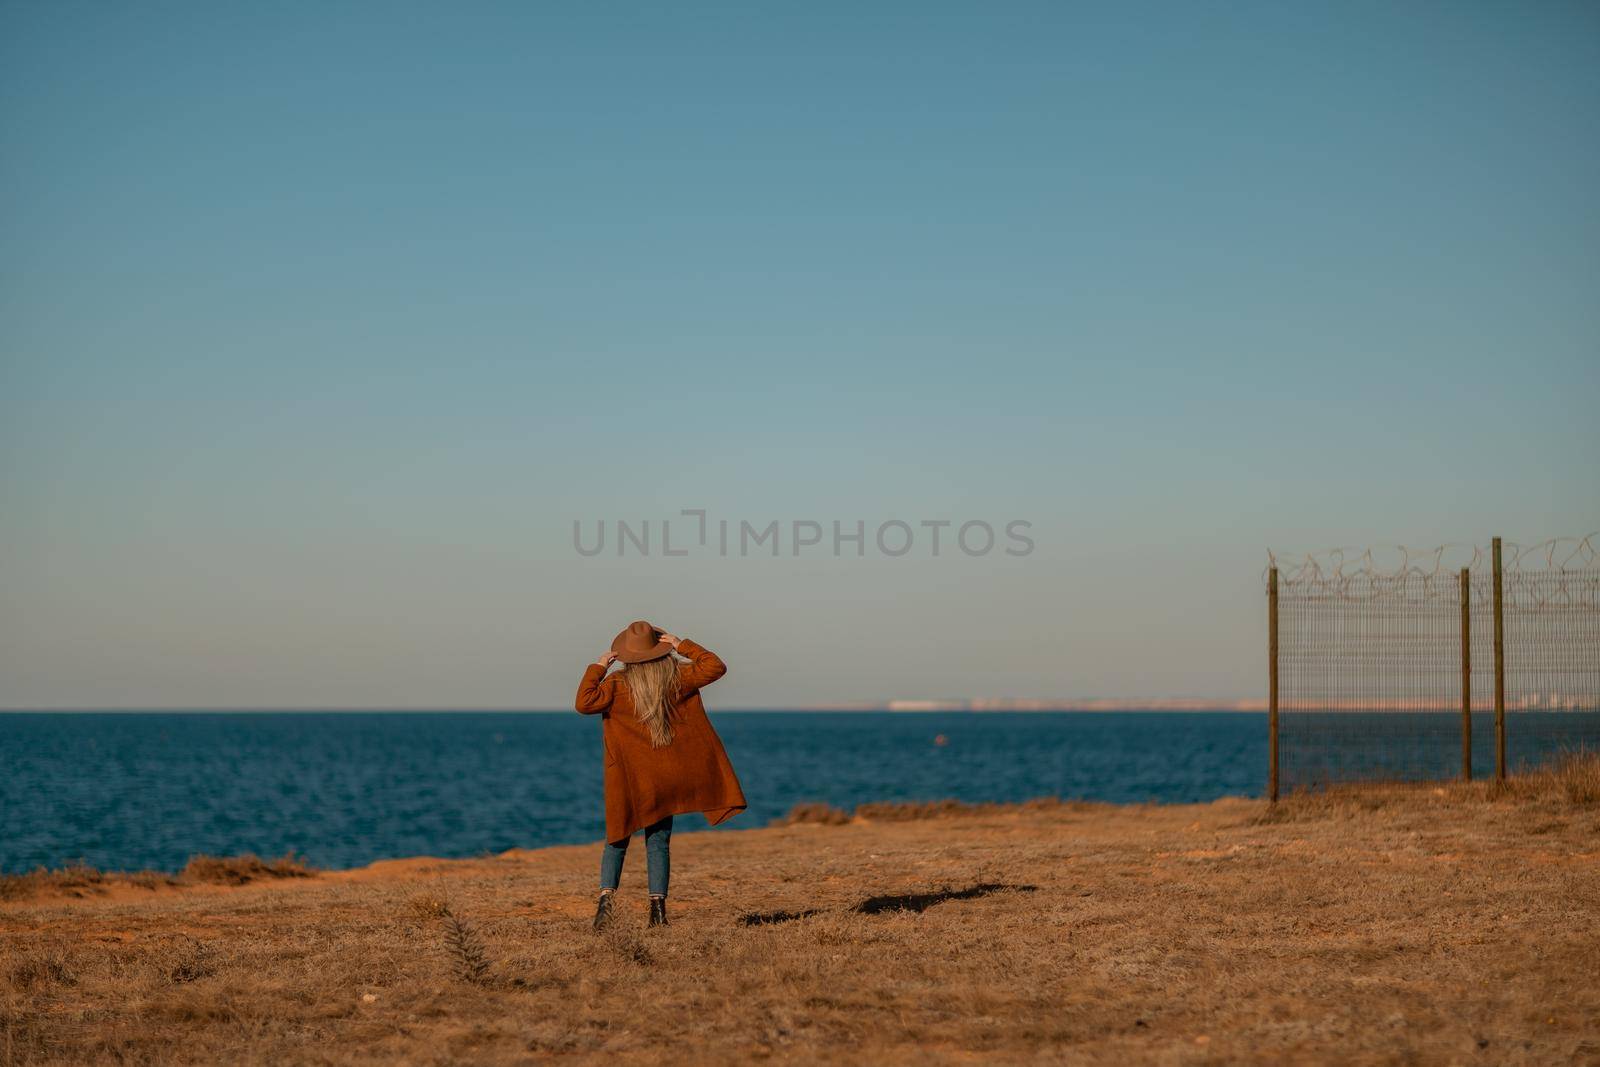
left=622, top=656, right=680, bottom=748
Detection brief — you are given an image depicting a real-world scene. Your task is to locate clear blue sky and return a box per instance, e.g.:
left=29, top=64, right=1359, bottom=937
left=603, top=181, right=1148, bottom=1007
left=2, top=2, right=1596, bottom=708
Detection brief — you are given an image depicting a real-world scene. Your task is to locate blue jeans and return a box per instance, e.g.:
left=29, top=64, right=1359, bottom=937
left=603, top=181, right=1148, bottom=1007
left=599, top=815, right=673, bottom=897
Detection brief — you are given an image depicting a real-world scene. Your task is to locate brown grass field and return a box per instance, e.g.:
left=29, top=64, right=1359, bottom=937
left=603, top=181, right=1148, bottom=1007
left=3, top=759, right=1598, bottom=1066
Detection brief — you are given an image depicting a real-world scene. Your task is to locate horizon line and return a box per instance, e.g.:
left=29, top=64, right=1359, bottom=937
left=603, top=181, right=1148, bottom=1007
left=0, top=701, right=1271, bottom=713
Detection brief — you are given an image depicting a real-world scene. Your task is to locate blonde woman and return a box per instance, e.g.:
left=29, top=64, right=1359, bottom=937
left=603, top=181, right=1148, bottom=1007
left=575, top=621, right=746, bottom=930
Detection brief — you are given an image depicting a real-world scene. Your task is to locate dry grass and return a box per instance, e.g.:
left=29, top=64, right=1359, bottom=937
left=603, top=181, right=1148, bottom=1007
left=1520, top=748, right=1600, bottom=804
left=178, top=853, right=314, bottom=886
left=778, top=802, right=852, bottom=826
left=777, top=796, right=1113, bottom=825
left=0, top=865, right=119, bottom=904
left=1263, top=748, right=1600, bottom=823
left=0, top=855, right=311, bottom=905
left=4, top=763, right=1599, bottom=1066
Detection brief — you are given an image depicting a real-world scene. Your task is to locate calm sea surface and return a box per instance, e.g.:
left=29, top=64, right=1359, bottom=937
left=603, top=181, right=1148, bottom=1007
left=2, top=710, right=1594, bottom=874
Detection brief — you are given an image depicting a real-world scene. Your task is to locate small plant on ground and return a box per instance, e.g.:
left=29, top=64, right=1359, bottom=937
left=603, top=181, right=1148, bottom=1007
left=600, top=926, right=653, bottom=967
left=438, top=906, right=492, bottom=985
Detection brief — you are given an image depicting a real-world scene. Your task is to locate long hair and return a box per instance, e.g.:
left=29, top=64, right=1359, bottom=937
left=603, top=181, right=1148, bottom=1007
left=622, top=656, right=680, bottom=748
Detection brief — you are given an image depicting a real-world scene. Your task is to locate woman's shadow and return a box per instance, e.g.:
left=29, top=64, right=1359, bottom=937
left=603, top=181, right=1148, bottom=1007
left=739, top=882, right=1037, bottom=926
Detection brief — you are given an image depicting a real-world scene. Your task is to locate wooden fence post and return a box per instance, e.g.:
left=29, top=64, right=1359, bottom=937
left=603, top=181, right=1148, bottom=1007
left=1492, top=536, right=1506, bottom=781
left=1460, top=567, right=1471, bottom=781
left=1268, top=566, right=1279, bottom=803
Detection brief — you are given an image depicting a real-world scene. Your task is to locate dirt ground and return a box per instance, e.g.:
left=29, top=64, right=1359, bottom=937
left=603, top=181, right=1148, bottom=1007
left=3, top=773, right=1598, bottom=1066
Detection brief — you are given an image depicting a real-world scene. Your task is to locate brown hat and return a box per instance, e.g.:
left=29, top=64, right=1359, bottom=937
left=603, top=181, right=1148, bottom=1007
left=611, top=620, right=672, bottom=664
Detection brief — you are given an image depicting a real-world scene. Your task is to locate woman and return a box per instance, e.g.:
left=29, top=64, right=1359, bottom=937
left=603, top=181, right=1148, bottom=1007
left=575, top=620, right=746, bottom=930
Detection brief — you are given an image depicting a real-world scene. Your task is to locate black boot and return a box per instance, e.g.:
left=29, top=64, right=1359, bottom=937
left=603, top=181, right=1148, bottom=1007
left=592, top=890, right=616, bottom=932
left=648, top=895, right=668, bottom=928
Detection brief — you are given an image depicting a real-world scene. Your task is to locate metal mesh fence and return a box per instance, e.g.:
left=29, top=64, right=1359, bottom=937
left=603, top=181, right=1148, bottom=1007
left=1502, top=564, right=1600, bottom=770
left=1268, top=536, right=1600, bottom=794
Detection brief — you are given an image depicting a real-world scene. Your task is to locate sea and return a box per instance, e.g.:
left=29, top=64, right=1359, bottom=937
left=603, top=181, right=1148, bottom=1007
left=2, top=710, right=1595, bottom=875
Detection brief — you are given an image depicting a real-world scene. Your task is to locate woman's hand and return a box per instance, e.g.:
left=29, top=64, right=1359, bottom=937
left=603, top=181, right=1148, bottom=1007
left=657, top=631, right=682, bottom=650
left=595, top=651, right=618, bottom=668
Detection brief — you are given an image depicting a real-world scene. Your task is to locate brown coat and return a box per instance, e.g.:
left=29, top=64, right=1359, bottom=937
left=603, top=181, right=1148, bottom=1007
left=575, top=638, right=747, bottom=843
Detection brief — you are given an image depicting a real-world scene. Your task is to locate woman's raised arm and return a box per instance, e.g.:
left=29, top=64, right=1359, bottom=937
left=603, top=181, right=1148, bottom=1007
left=575, top=652, right=618, bottom=714
left=671, top=636, right=726, bottom=692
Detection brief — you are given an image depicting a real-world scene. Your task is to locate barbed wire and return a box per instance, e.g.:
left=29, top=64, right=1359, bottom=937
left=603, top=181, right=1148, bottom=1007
left=1264, top=534, right=1598, bottom=606
left=1504, top=534, right=1600, bottom=572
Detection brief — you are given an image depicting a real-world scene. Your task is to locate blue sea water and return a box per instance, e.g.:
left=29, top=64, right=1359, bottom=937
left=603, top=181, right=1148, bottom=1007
left=1, top=710, right=1594, bottom=875
left=2, top=711, right=1264, bottom=874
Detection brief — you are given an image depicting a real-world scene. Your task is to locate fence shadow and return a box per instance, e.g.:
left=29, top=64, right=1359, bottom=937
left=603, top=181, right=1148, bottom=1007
left=738, top=908, right=826, bottom=926
left=738, top=883, right=1037, bottom=926
left=853, top=882, right=1036, bottom=915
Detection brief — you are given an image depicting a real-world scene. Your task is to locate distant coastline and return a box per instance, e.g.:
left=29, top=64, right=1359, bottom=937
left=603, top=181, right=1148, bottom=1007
left=879, top=699, right=1268, bottom=712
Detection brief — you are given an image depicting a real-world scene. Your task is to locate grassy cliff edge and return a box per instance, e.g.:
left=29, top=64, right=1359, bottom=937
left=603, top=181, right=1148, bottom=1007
left=4, top=759, right=1598, bottom=1065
